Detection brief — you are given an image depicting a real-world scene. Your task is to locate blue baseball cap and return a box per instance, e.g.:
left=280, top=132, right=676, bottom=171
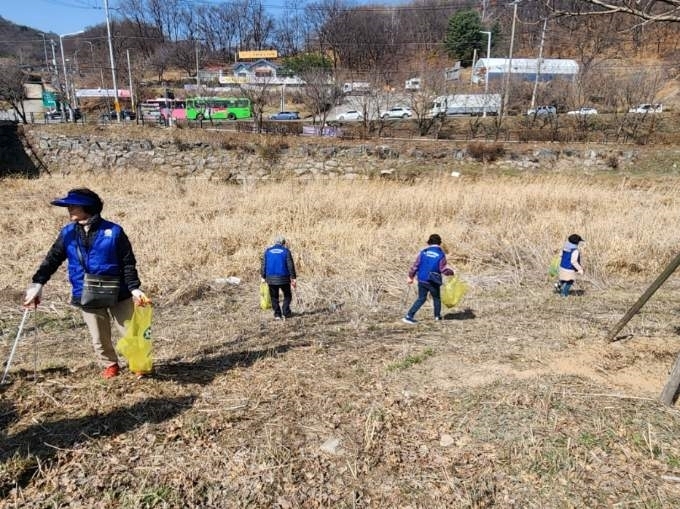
left=50, top=190, right=100, bottom=208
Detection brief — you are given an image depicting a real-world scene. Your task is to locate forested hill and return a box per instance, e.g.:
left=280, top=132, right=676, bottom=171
left=0, top=17, right=50, bottom=65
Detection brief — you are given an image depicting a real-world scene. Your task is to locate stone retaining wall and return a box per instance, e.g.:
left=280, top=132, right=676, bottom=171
left=16, top=125, right=642, bottom=180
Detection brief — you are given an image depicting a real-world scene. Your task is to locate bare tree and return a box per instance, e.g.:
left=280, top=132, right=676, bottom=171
left=194, top=4, right=238, bottom=62
left=321, top=7, right=401, bottom=85
left=543, top=1, right=680, bottom=23
left=275, top=0, right=306, bottom=56
left=170, top=40, right=202, bottom=78
left=238, top=80, right=276, bottom=132
left=246, top=1, right=276, bottom=50
left=298, top=67, right=338, bottom=127
left=0, top=62, right=29, bottom=123
left=145, top=44, right=173, bottom=83
left=304, top=0, right=349, bottom=70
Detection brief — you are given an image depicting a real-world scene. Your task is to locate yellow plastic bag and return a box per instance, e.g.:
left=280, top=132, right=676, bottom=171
left=116, top=304, right=153, bottom=374
left=441, top=277, right=469, bottom=308
left=260, top=282, right=272, bottom=310
left=548, top=254, right=560, bottom=278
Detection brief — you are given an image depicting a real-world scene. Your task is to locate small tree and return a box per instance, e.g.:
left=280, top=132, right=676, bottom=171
left=0, top=62, right=29, bottom=124
left=280, top=52, right=331, bottom=76
left=445, top=9, right=484, bottom=66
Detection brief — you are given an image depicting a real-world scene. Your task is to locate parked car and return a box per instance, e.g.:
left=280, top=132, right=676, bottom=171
left=629, top=103, right=662, bottom=114
left=527, top=105, right=556, bottom=117
left=270, top=111, right=300, bottom=120
left=381, top=106, right=413, bottom=119
left=45, top=108, right=82, bottom=121
left=100, top=110, right=136, bottom=121
left=336, top=110, right=363, bottom=121
left=567, top=107, right=598, bottom=116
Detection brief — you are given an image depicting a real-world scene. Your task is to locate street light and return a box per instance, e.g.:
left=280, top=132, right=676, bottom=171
left=502, top=0, right=520, bottom=117
left=480, top=31, right=492, bottom=117
left=59, top=30, right=84, bottom=120
left=104, top=0, right=120, bottom=121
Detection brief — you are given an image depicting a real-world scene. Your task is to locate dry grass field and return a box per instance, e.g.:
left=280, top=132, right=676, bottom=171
left=2, top=167, right=680, bottom=507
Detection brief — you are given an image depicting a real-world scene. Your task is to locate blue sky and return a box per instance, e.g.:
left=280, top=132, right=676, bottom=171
left=1, top=0, right=242, bottom=35
left=2, top=0, right=111, bottom=35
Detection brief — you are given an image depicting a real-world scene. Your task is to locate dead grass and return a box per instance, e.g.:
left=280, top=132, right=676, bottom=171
left=2, top=169, right=680, bottom=507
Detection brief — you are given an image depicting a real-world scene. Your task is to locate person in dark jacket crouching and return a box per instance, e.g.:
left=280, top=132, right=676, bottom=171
left=261, top=235, right=297, bottom=320
left=23, top=188, right=148, bottom=379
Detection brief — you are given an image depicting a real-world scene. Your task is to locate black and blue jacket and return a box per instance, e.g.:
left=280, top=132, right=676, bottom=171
left=261, top=244, right=296, bottom=286
left=32, top=215, right=140, bottom=306
left=409, top=245, right=452, bottom=285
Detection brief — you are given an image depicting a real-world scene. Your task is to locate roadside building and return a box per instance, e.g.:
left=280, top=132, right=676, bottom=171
left=472, top=58, right=579, bottom=84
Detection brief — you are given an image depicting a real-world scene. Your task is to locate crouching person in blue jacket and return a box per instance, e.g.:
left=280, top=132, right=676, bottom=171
left=261, top=235, right=297, bottom=320
left=403, top=234, right=454, bottom=324
left=555, top=234, right=585, bottom=297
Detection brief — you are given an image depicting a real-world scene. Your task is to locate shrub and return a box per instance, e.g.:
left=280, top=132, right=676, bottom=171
left=466, top=141, right=505, bottom=162
left=606, top=154, right=619, bottom=169
left=172, top=134, right=190, bottom=152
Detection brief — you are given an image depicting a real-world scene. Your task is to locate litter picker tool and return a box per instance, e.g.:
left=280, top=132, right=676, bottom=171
left=2, top=308, right=31, bottom=384
left=401, top=284, right=412, bottom=308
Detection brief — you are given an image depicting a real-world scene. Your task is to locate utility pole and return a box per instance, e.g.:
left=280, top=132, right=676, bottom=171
left=470, top=48, right=478, bottom=83
left=196, top=42, right=201, bottom=92
left=502, top=0, right=520, bottom=117
left=42, top=34, right=49, bottom=71
left=59, top=31, right=84, bottom=121
left=104, top=0, right=120, bottom=122
left=480, top=31, right=492, bottom=117
left=530, top=17, right=548, bottom=111
left=50, top=40, right=58, bottom=83
left=127, top=49, right=135, bottom=112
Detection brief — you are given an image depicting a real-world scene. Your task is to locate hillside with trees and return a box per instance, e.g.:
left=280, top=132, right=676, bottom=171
left=0, top=0, right=678, bottom=120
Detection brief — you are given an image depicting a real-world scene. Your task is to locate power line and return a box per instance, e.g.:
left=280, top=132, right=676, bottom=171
left=36, top=0, right=102, bottom=10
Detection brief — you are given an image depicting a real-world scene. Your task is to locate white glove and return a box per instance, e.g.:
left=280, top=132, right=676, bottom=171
left=23, top=283, right=43, bottom=307
left=131, top=289, right=150, bottom=305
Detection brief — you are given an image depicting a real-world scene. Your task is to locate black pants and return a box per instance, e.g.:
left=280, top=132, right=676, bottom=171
left=268, top=283, right=292, bottom=317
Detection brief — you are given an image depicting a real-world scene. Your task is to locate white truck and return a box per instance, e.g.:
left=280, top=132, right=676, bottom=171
left=628, top=103, right=663, bottom=114
left=429, top=94, right=501, bottom=117
left=342, top=82, right=371, bottom=95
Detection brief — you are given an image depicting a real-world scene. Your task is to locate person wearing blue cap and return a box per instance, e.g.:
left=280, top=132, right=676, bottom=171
left=23, top=188, right=149, bottom=379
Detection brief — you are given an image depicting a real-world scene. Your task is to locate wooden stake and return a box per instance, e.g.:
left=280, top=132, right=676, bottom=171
left=660, top=353, right=680, bottom=406
left=606, top=252, right=680, bottom=342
